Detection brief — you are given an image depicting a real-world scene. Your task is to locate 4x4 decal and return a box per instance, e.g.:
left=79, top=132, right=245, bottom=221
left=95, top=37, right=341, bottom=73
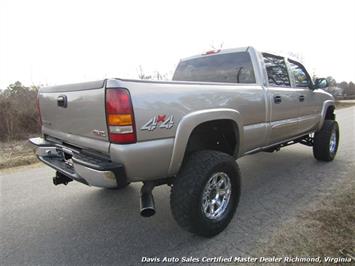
left=141, top=115, right=174, bottom=131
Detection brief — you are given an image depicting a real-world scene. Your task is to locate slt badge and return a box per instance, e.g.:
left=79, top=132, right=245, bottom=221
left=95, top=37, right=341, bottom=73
left=141, top=115, right=174, bottom=131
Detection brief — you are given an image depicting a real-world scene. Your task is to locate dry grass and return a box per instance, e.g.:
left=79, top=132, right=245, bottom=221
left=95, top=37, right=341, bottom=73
left=335, top=101, right=355, bottom=109
left=253, top=169, right=355, bottom=263
left=0, top=140, right=38, bottom=169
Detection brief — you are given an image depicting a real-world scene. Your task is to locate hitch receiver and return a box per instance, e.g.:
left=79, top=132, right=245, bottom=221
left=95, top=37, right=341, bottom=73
left=53, top=171, right=73, bottom=186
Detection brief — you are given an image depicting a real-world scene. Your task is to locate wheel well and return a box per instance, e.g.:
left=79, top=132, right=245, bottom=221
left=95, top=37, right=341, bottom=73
left=184, top=120, right=239, bottom=158
left=325, top=105, right=335, bottom=120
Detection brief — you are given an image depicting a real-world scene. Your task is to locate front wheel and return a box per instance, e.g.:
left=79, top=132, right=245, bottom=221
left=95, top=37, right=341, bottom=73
left=170, top=150, right=241, bottom=237
left=313, top=120, right=339, bottom=161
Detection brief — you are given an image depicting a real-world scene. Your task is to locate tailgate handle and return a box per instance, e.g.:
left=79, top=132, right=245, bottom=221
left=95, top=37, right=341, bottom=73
left=57, top=95, right=67, bottom=108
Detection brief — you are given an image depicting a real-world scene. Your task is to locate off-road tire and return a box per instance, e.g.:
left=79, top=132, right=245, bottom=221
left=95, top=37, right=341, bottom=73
left=313, top=120, right=339, bottom=161
left=170, top=150, right=241, bottom=237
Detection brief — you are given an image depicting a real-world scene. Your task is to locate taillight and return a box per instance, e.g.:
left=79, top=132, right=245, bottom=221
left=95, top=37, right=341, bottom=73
left=105, top=88, right=136, bottom=144
left=36, top=93, right=42, bottom=127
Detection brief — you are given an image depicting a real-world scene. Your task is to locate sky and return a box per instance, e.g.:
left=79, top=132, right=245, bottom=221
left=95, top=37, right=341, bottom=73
left=1, top=0, right=355, bottom=89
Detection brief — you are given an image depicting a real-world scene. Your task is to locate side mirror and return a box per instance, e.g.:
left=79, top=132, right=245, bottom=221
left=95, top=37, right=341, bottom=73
left=313, top=78, right=328, bottom=89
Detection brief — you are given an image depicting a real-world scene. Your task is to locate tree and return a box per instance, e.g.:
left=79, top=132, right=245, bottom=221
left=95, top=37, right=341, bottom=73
left=337, top=81, right=349, bottom=90
left=137, top=66, right=168, bottom=80
left=137, top=66, right=152, bottom=80
left=326, top=76, right=337, bottom=88
left=347, top=81, right=355, bottom=96
left=0, top=82, right=40, bottom=141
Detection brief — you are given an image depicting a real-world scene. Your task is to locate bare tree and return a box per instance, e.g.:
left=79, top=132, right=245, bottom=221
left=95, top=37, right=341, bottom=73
left=137, top=65, right=152, bottom=80
left=0, top=82, right=40, bottom=141
left=137, top=66, right=168, bottom=80
left=210, top=42, right=224, bottom=51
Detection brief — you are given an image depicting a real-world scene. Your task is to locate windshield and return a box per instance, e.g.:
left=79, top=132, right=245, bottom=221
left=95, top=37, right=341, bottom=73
left=173, top=51, right=256, bottom=84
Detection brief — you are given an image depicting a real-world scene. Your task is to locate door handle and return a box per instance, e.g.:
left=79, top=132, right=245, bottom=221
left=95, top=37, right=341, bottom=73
left=274, top=95, right=282, bottom=104
left=299, top=95, right=305, bottom=102
left=57, top=95, right=67, bottom=108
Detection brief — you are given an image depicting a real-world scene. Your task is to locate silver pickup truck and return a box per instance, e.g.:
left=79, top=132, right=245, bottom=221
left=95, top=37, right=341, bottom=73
left=30, top=47, right=339, bottom=237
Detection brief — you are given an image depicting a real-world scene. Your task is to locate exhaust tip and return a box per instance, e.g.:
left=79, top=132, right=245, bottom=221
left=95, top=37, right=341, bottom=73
left=140, top=207, right=156, bottom=217
left=140, top=183, right=156, bottom=217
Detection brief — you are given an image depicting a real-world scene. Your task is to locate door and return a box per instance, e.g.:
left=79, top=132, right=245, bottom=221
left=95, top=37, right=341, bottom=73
left=287, top=59, right=321, bottom=134
left=262, top=53, right=300, bottom=144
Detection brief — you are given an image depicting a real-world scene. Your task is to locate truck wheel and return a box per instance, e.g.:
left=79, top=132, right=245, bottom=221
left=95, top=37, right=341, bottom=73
left=313, top=120, right=339, bottom=161
left=170, top=150, right=240, bottom=237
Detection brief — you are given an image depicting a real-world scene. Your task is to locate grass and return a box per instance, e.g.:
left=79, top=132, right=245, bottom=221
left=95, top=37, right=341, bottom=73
left=0, top=140, right=38, bottom=169
left=252, top=169, right=355, bottom=263
left=335, top=101, right=355, bottom=109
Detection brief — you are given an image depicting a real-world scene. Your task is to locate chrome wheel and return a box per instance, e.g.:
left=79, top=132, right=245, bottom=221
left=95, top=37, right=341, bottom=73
left=201, top=172, right=232, bottom=220
left=329, top=129, right=337, bottom=154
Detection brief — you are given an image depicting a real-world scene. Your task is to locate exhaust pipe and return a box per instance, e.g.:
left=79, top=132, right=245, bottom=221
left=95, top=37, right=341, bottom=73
left=53, top=171, right=72, bottom=186
left=140, top=182, right=156, bottom=217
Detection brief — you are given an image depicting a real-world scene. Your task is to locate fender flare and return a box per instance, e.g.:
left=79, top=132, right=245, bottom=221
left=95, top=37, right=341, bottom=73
left=317, top=100, right=336, bottom=131
left=168, top=108, right=243, bottom=176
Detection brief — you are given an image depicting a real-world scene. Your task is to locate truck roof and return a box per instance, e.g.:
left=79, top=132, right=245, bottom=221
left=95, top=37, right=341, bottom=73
left=180, top=46, right=305, bottom=65
left=180, top=47, right=251, bottom=62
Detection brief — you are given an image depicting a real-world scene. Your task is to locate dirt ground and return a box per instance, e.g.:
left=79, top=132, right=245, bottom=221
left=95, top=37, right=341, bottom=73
left=252, top=168, right=355, bottom=264
left=0, top=140, right=38, bottom=169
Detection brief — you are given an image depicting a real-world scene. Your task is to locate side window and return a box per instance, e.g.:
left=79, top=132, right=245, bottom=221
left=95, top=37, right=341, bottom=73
left=288, top=60, right=311, bottom=88
left=262, top=53, right=290, bottom=87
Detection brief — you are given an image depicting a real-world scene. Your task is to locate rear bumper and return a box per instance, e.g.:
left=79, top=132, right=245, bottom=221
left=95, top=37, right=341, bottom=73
left=29, top=137, right=125, bottom=188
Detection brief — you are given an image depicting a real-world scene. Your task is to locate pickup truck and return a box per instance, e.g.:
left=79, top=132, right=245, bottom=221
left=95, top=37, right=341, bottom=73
left=30, top=47, right=339, bottom=237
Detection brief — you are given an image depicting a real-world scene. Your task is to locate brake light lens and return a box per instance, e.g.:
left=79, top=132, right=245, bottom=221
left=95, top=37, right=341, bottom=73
left=105, top=88, right=136, bottom=144
left=203, top=49, right=221, bottom=55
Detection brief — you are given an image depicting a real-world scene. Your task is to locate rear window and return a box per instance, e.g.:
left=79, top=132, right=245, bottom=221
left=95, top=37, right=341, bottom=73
left=173, top=51, right=256, bottom=84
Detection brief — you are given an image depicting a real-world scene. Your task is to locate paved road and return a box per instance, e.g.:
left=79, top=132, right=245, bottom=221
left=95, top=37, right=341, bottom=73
left=1, top=107, right=354, bottom=265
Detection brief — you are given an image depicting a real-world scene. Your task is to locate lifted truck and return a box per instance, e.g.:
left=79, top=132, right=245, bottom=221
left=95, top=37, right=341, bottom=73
left=30, top=47, right=339, bottom=237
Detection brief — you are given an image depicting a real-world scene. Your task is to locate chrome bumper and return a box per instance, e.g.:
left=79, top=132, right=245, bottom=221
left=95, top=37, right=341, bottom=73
left=29, top=137, right=125, bottom=188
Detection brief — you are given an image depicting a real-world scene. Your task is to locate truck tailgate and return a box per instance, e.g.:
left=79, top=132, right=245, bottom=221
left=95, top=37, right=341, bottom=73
left=39, top=80, right=110, bottom=154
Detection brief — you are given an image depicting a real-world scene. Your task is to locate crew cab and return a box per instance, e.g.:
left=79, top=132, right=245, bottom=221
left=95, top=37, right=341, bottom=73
left=30, top=47, right=339, bottom=237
